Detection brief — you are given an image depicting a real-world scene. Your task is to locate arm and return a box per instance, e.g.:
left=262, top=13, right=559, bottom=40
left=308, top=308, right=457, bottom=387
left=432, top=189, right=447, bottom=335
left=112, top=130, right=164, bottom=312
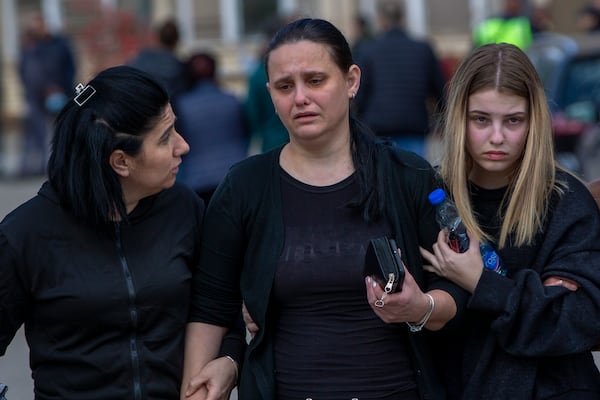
left=0, top=233, right=28, bottom=356
left=365, top=270, right=457, bottom=331
left=369, top=154, right=464, bottom=331
left=181, top=322, right=228, bottom=399
left=425, top=178, right=600, bottom=356
left=183, top=176, right=248, bottom=399
left=475, top=182, right=600, bottom=356
left=180, top=300, right=246, bottom=400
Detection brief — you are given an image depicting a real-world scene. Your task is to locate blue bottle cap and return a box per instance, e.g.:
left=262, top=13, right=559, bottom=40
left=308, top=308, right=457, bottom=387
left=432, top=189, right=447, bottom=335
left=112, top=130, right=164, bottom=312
left=428, top=188, right=446, bottom=205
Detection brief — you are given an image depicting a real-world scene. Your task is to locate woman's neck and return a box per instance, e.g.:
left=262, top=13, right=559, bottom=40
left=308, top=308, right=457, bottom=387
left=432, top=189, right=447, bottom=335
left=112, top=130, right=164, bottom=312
left=280, top=139, right=354, bottom=186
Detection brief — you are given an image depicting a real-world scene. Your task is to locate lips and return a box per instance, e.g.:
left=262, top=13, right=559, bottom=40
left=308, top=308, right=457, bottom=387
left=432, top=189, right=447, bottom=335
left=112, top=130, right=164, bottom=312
left=484, top=151, right=507, bottom=160
left=294, top=111, right=318, bottom=120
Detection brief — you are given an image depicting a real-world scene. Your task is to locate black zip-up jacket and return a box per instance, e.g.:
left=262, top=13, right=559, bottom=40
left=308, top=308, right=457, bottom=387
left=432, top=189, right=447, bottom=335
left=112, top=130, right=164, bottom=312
left=0, top=182, right=244, bottom=400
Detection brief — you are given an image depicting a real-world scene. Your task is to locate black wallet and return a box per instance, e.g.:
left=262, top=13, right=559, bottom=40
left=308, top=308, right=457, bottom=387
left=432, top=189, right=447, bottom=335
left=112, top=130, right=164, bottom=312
left=364, top=236, right=405, bottom=293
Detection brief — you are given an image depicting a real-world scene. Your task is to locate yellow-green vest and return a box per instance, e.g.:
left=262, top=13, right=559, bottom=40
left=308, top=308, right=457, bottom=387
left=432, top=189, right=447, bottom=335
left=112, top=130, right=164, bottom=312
left=473, top=16, right=533, bottom=50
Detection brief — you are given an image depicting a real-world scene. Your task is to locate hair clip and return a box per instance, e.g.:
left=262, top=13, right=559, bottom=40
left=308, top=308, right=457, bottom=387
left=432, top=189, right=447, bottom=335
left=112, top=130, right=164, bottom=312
left=74, top=83, right=96, bottom=106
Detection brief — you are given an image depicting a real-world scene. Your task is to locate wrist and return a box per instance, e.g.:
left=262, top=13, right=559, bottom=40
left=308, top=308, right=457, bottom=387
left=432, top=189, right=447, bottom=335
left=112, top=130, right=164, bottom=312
left=406, top=293, right=435, bottom=332
left=224, top=355, right=239, bottom=383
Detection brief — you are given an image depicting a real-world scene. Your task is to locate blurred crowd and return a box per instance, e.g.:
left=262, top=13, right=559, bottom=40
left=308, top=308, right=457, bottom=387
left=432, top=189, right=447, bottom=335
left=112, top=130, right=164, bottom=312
left=2, top=0, right=600, bottom=185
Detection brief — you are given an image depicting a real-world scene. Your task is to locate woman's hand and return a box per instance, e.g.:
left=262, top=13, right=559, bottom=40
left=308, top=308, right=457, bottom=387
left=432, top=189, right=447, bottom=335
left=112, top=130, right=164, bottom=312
left=543, top=276, right=579, bottom=291
left=365, top=264, right=431, bottom=324
left=183, top=356, right=237, bottom=400
left=420, top=230, right=484, bottom=293
left=242, top=303, right=259, bottom=338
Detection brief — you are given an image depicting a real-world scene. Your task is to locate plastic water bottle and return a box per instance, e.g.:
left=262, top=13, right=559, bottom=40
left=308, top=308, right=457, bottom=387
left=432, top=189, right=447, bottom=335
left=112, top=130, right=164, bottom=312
left=428, top=188, right=507, bottom=276
left=428, top=188, right=469, bottom=253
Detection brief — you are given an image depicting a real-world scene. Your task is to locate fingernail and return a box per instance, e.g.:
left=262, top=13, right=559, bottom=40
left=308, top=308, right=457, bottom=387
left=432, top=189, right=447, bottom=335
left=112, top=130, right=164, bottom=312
left=366, top=276, right=371, bottom=284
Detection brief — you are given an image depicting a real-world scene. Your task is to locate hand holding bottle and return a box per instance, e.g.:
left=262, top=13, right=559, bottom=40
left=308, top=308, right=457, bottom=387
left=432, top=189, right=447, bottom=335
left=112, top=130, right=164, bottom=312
left=428, top=189, right=507, bottom=276
left=420, top=229, right=486, bottom=293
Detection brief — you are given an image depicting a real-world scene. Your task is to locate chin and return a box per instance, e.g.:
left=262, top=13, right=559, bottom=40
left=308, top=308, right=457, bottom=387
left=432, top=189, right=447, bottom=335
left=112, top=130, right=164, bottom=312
left=163, top=180, right=176, bottom=190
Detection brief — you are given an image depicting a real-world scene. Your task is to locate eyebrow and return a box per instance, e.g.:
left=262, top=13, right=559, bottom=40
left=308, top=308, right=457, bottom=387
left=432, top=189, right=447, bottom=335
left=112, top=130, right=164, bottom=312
left=159, top=117, right=176, bottom=141
left=468, top=110, right=527, bottom=116
left=271, top=70, right=327, bottom=85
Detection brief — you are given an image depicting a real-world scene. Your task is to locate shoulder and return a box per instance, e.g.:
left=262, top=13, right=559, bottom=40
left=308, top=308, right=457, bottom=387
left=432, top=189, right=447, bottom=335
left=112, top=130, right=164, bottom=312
left=385, top=144, right=433, bottom=171
left=556, top=169, right=589, bottom=195
left=223, top=149, right=279, bottom=186
left=160, top=182, right=201, bottom=204
left=1, top=182, right=60, bottom=239
left=586, top=177, right=600, bottom=209
left=552, top=169, right=598, bottom=214
left=377, top=143, right=435, bottom=192
left=120, top=183, right=206, bottom=219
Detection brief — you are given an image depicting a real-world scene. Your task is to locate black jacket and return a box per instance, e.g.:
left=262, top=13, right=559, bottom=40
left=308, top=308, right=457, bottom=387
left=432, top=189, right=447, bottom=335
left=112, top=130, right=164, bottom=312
left=0, top=182, right=243, bottom=400
left=354, top=28, right=446, bottom=137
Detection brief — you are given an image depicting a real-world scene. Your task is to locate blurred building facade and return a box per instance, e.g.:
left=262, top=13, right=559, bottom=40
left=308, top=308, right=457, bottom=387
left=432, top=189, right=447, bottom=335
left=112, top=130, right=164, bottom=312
left=0, top=0, right=590, bottom=125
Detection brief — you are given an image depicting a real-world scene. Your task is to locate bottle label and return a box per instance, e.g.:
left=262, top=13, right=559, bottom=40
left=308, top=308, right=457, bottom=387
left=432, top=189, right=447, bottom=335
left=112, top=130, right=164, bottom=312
left=479, top=243, right=507, bottom=276
left=449, top=232, right=469, bottom=253
left=482, top=249, right=500, bottom=270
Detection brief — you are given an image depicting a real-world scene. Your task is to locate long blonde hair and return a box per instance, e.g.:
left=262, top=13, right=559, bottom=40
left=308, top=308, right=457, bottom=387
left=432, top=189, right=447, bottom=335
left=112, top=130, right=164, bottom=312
left=439, top=43, right=563, bottom=248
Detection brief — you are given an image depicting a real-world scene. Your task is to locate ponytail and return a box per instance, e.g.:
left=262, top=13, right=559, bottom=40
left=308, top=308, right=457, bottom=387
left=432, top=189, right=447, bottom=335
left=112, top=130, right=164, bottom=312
left=348, top=114, right=386, bottom=222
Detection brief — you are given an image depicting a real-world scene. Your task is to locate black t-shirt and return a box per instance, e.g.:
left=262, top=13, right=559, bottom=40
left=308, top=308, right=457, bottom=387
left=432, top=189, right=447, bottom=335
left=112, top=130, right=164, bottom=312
left=272, top=168, right=418, bottom=400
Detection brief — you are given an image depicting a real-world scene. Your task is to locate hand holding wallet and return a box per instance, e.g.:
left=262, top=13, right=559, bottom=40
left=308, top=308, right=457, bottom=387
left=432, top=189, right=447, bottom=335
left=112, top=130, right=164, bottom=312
left=364, top=236, right=405, bottom=293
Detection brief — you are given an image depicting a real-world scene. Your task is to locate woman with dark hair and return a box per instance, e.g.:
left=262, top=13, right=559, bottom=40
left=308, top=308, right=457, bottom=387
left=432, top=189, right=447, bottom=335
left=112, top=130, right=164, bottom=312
left=181, top=18, right=466, bottom=400
left=0, top=65, right=243, bottom=400
left=420, top=43, right=600, bottom=399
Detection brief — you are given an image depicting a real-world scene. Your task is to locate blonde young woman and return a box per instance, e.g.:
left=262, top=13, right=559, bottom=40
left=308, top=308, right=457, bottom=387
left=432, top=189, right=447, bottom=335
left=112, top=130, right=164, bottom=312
left=421, top=43, right=600, bottom=399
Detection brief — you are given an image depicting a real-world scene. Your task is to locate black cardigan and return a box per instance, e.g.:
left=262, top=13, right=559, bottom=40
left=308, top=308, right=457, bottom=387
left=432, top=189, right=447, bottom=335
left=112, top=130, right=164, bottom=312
left=189, top=144, right=468, bottom=400
left=435, top=170, right=600, bottom=399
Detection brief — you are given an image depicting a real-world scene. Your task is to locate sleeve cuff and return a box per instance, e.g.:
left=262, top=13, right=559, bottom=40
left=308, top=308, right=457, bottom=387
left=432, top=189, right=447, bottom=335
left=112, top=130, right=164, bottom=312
left=468, top=268, right=514, bottom=313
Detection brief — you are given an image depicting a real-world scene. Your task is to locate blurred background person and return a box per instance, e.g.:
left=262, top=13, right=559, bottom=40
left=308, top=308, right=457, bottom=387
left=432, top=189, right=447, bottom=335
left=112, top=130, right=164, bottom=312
left=472, top=0, right=534, bottom=49
left=350, top=13, right=374, bottom=61
left=128, top=18, right=188, bottom=101
left=18, top=11, right=76, bottom=177
left=576, top=0, right=600, bottom=32
left=175, top=51, right=249, bottom=205
left=354, top=0, right=446, bottom=159
left=244, top=15, right=290, bottom=154
left=530, top=4, right=554, bottom=34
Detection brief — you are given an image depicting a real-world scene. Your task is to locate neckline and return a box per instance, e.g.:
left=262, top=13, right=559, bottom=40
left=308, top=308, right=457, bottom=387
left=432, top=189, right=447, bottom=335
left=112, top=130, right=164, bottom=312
left=279, top=165, right=356, bottom=193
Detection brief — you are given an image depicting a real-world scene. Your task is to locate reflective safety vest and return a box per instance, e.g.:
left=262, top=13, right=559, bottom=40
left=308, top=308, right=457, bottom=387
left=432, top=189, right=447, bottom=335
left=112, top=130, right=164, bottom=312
left=473, top=16, right=533, bottom=50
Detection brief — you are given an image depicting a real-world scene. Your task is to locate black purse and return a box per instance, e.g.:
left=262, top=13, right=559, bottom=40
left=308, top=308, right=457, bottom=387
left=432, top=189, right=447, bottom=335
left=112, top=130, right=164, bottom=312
left=364, top=236, right=405, bottom=293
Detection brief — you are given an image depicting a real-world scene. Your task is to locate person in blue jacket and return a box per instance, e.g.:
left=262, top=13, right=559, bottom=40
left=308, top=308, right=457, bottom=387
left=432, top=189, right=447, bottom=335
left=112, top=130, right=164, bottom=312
left=18, top=11, right=76, bottom=176
left=421, top=43, right=600, bottom=399
left=0, top=66, right=244, bottom=400
left=175, top=51, right=249, bottom=205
